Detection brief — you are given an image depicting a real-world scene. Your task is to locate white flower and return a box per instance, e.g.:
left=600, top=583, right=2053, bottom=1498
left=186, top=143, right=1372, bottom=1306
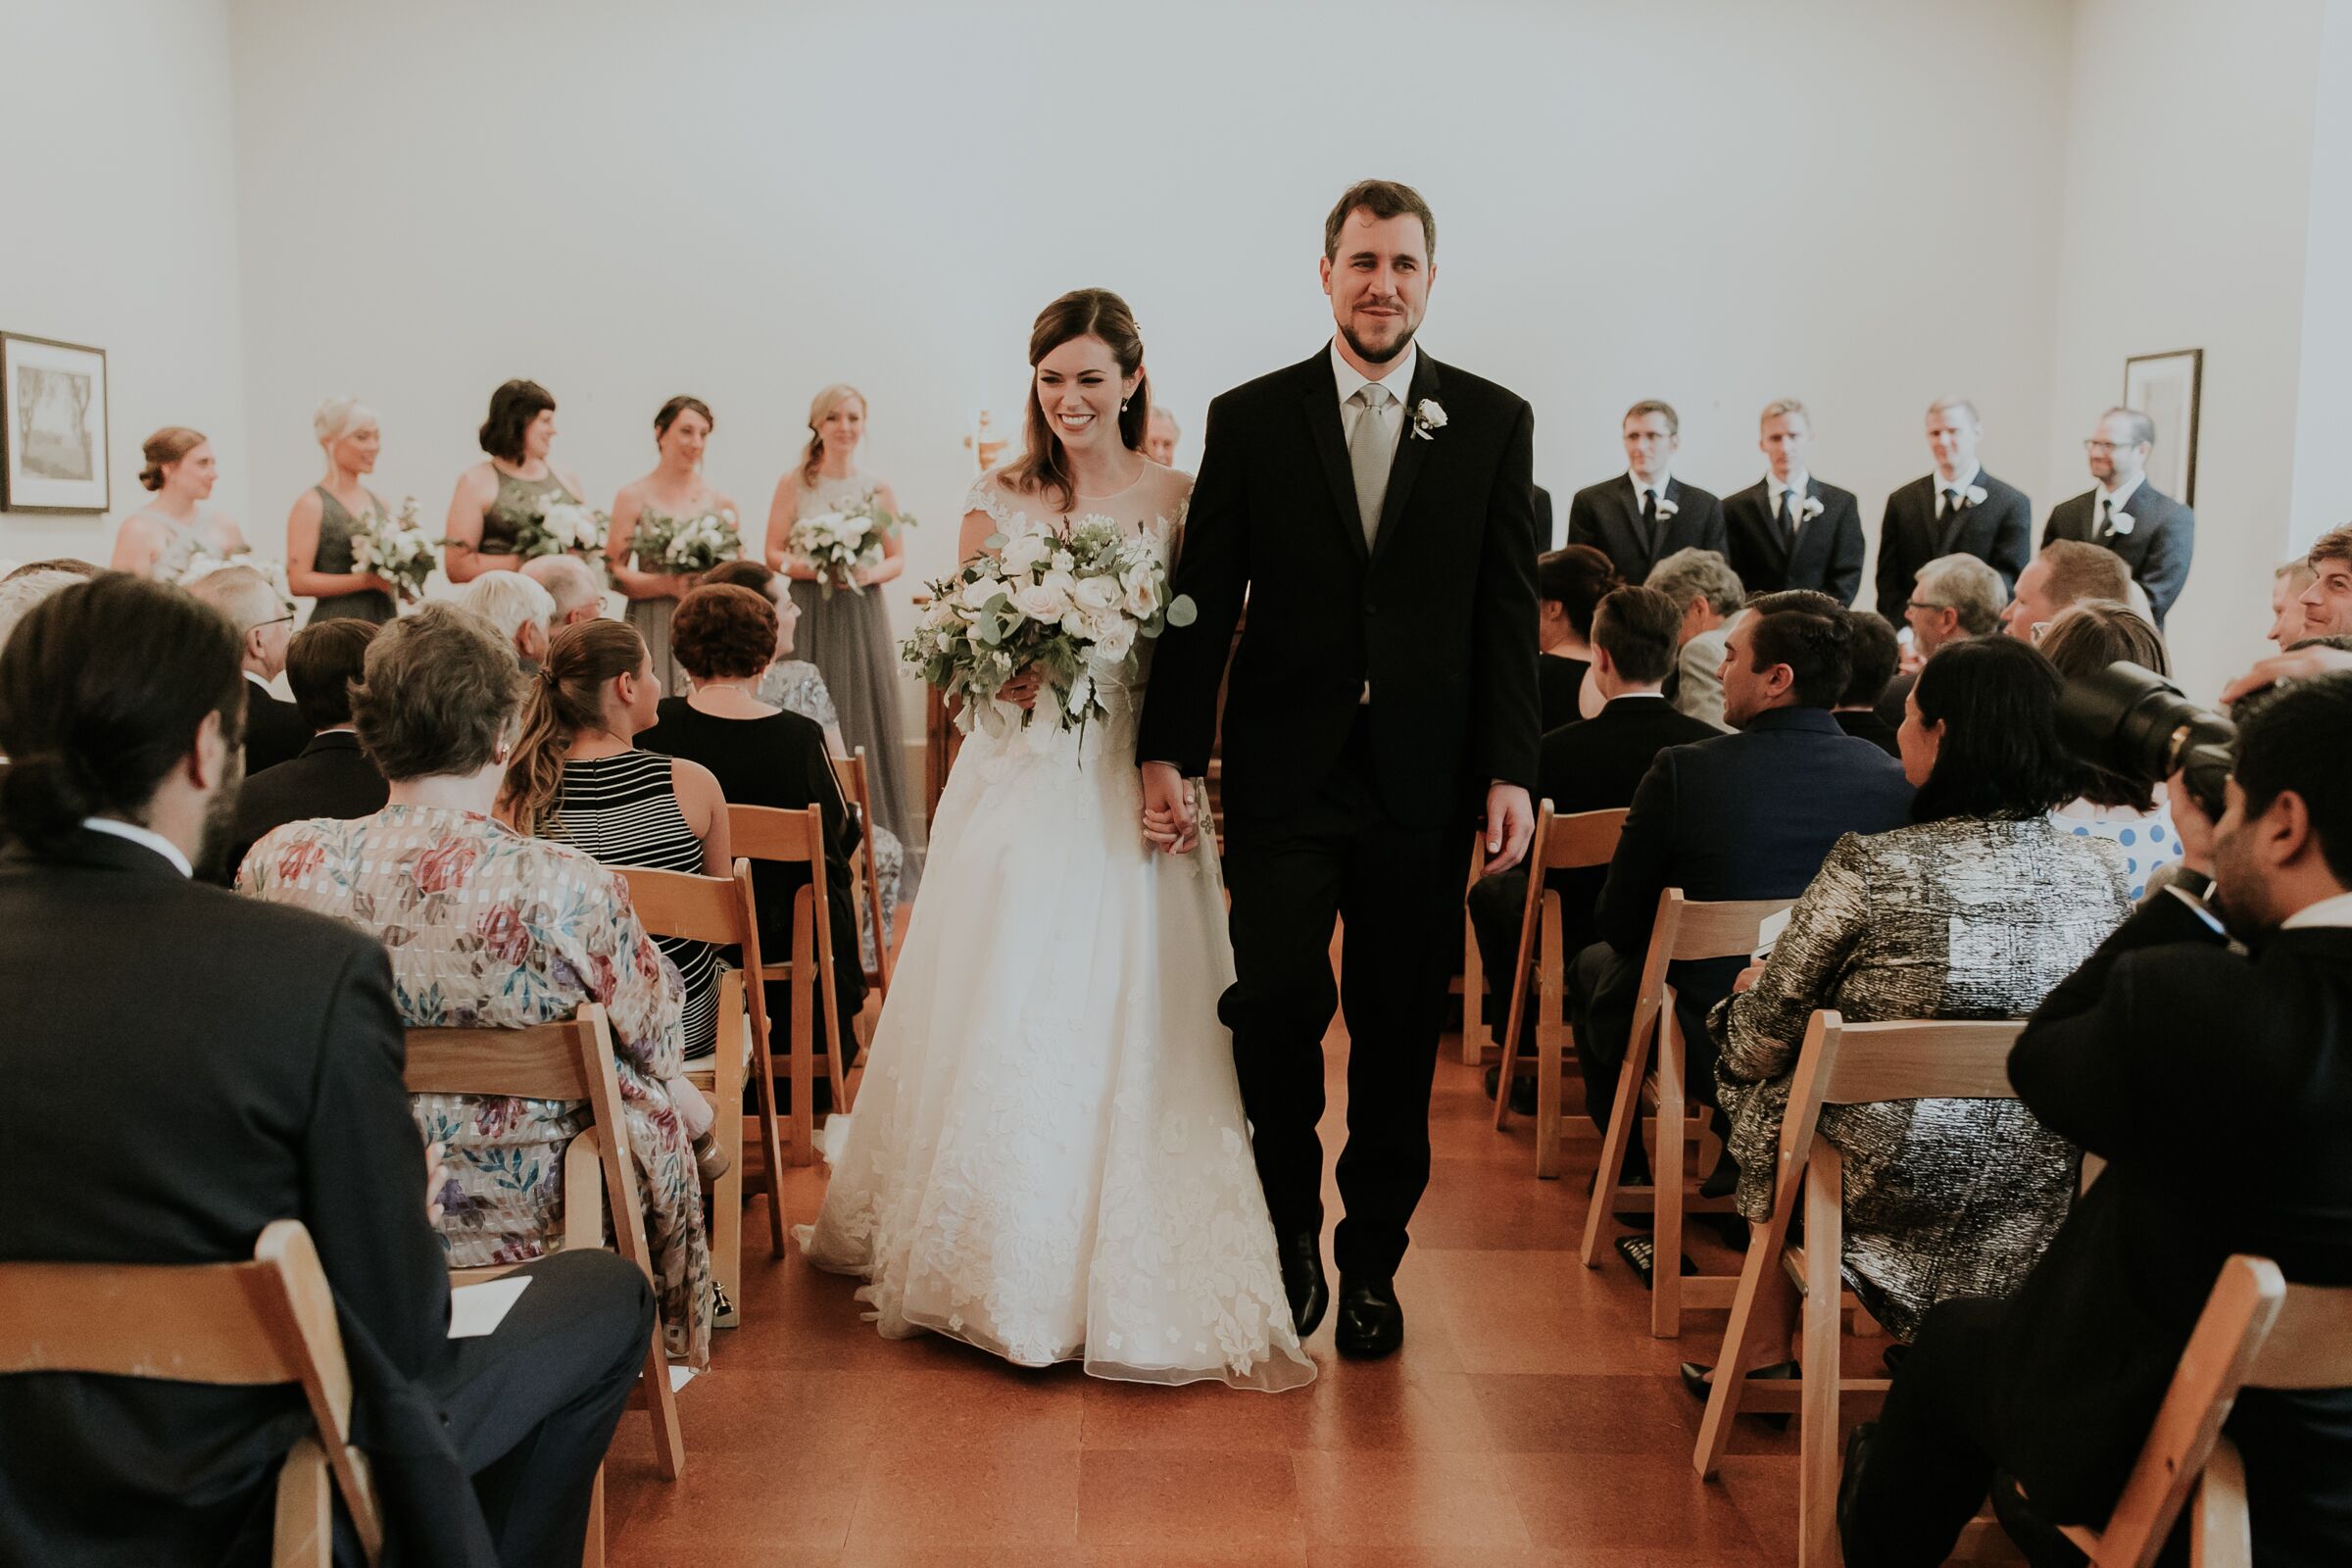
left=1654, top=496, right=1680, bottom=521
left=2108, top=511, right=2135, bottom=536
left=1011, top=577, right=1071, bottom=621
left=1799, top=496, right=1825, bottom=521
left=958, top=576, right=1006, bottom=611
left=1071, top=575, right=1121, bottom=615
left=1050, top=549, right=1076, bottom=574
left=1411, top=398, right=1446, bottom=440
left=1963, top=484, right=1989, bottom=508
left=1091, top=616, right=1137, bottom=662
left=1121, top=567, right=1163, bottom=619
left=998, top=529, right=1052, bottom=574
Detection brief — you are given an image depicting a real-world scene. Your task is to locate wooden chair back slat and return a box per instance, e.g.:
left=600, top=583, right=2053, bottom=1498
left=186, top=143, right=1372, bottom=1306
left=1815, top=1019, right=2027, bottom=1105
left=725, top=803, right=820, bottom=864
left=1667, top=895, right=1794, bottom=963
left=615, top=863, right=751, bottom=948
left=2247, top=1277, right=2352, bottom=1390
left=1537, top=804, right=1629, bottom=871
left=402, top=1023, right=594, bottom=1101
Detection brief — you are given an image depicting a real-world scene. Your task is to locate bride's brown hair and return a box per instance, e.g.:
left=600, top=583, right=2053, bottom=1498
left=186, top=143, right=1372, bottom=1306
left=1001, top=289, right=1150, bottom=514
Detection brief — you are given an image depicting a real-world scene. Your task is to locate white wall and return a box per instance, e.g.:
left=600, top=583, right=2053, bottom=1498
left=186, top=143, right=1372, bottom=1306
left=2289, top=0, right=2352, bottom=556
left=220, top=0, right=2075, bottom=743
left=0, top=0, right=248, bottom=566
left=2039, top=0, right=2329, bottom=698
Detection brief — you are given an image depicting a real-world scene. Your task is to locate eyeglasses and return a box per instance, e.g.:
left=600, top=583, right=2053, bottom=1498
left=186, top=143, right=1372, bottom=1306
left=254, top=613, right=296, bottom=628
left=2082, top=439, right=2142, bottom=455
left=1905, top=599, right=1949, bottom=615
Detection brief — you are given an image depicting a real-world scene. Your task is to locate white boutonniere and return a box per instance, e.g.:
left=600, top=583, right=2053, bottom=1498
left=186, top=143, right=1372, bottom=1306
left=1963, top=484, right=1988, bottom=508
left=1410, top=398, right=1446, bottom=441
left=1654, top=496, right=1679, bottom=521
left=1799, top=496, right=1825, bottom=522
left=2108, top=511, right=2135, bottom=536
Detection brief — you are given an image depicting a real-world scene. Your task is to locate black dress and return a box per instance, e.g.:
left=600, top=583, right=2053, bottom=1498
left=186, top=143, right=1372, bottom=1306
left=638, top=698, right=867, bottom=1050
left=1538, top=652, right=1591, bottom=732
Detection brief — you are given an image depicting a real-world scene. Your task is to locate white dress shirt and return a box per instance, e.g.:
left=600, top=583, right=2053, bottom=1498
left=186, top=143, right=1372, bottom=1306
left=1332, top=338, right=1418, bottom=446
left=79, top=816, right=192, bottom=878
left=2282, top=891, right=2352, bottom=931
left=2096, top=472, right=2146, bottom=529
left=1768, top=470, right=1812, bottom=529
left=1627, top=471, right=1672, bottom=512
left=1936, top=464, right=1983, bottom=517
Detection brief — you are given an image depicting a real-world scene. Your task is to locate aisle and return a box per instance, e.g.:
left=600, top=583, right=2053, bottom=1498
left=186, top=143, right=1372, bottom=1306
left=601, top=1012, right=1799, bottom=1565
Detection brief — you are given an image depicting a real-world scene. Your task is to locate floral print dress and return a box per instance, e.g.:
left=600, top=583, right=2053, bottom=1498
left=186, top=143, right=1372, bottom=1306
left=241, top=804, right=714, bottom=1365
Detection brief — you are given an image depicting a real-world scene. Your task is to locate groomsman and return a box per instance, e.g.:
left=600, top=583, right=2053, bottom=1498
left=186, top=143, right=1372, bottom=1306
left=2042, top=407, right=2195, bottom=628
left=1873, top=397, right=2033, bottom=619
left=1720, top=399, right=1864, bottom=605
left=1568, top=401, right=1725, bottom=584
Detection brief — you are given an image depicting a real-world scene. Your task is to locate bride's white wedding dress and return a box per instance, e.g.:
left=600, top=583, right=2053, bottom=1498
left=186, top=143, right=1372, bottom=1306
left=797, top=464, right=1313, bottom=1392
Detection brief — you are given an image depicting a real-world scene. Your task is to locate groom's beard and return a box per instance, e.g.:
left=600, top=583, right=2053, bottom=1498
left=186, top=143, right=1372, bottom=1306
left=190, top=753, right=247, bottom=884
left=1339, top=320, right=1416, bottom=366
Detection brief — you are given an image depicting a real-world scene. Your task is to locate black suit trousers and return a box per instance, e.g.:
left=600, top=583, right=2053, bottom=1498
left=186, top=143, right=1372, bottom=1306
left=1219, top=713, right=1470, bottom=1282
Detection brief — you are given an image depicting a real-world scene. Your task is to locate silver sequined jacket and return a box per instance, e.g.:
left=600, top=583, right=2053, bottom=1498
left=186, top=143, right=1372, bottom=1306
left=1709, top=817, right=2132, bottom=1339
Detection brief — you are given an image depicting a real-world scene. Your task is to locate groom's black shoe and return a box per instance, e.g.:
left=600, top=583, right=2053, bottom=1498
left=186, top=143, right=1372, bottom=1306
left=1334, top=1278, right=1404, bottom=1359
left=1278, top=1231, right=1330, bottom=1339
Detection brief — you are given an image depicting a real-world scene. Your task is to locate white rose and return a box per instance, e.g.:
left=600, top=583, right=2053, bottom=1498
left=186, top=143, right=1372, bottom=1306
left=1012, top=578, right=1071, bottom=620
left=1072, top=575, right=1121, bottom=614
left=1121, top=569, right=1163, bottom=619
left=998, top=530, right=1051, bottom=573
left=1090, top=616, right=1137, bottom=662
left=1060, top=608, right=1093, bottom=640
left=959, top=576, right=1006, bottom=611
left=1051, top=549, right=1076, bottom=574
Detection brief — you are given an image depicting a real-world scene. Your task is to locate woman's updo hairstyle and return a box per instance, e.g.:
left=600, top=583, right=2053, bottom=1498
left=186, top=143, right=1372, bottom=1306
left=498, top=618, right=649, bottom=834
left=312, top=395, right=375, bottom=447
left=655, top=395, right=713, bottom=443
left=1004, top=289, right=1150, bottom=514
left=138, top=426, right=207, bottom=492
left=478, top=379, right=556, bottom=464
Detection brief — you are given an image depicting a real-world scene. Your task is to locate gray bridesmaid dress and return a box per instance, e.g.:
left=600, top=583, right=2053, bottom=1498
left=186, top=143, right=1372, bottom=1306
left=308, top=487, right=396, bottom=624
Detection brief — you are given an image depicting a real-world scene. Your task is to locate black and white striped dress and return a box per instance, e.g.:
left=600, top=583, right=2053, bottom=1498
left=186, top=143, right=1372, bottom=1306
left=544, top=749, right=718, bottom=1060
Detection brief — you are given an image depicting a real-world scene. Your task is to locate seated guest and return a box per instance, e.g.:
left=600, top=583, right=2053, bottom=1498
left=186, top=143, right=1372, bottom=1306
left=1535, top=544, right=1616, bottom=728
left=1833, top=610, right=1902, bottom=757
left=2043, top=406, right=2195, bottom=628
left=0, top=561, right=99, bottom=663
left=222, top=617, right=387, bottom=877
left=2273, top=558, right=2320, bottom=645
left=1569, top=400, right=1727, bottom=584
left=1878, top=552, right=2007, bottom=731
left=1999, top=537, right=2132, bottom=643
left=185, top=564, right=305, bottom=773
left=500, top=619, right=731, bottom=1078
left=2299, top=523, right=2352, bottom=639
left=1722, top=398, right=1865, bottom=605
left=1570, top=591, right=1913, bottom=1186
left=1875, top=396, right=2034, bottom=618
left=1644, top=547, right=1745, bottom=730
left=244, top=605, right=717, bottom=1363
left=705, top=556, right=909, bottom=935
left=456, top=566, right=557, bottom=672
left=1, top=576, right=651, bottom=1565
left=521, top=551, right=607, bottom=630
left=1841, top=673, right=2352, bottom=1567
left=641, top=585, right=868, bottom=1058
left=2039, top=601, right=2185, bottom=901
left=1708, top=636, right=2131, bottom=1355
left=1468, top=585, right=1718, bottom=1099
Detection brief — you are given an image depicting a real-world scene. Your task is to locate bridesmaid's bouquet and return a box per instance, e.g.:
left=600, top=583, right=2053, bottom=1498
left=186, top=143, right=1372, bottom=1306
left=903, top=513, right=1195, bottom=742
left=519, top=500, right=610, bottom=561
left=793, top=498, right=913, bottom=597
left=352, top=497, right=438, bottom=599
left=632, top=508, right=741, bottom=575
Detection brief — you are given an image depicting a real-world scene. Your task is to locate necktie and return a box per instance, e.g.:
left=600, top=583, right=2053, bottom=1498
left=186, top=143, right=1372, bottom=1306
left=1641, top=487, right=1660, bottom=552
left=1348, top=383, right=1394, bottom=550
left=1943, top=487, right=1962, bottom=519
left=1778, top=488, right=1797, bottom=545
left=2099, top=498, right=2113, bottom=538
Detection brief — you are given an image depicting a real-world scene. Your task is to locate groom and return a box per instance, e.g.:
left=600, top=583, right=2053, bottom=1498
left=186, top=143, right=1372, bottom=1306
left=1137, top=179, right=1540, bottom=1358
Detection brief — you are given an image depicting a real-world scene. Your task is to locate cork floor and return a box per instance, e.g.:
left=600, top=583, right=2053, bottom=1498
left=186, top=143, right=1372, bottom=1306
left=601, top=1007, right=1803, bottom=1566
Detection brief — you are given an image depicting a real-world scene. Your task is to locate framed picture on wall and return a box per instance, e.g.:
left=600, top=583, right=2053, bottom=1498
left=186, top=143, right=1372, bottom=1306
left=2124, top=348, right=2201, bottom=506
left=2, top=333, right=111, bottom=514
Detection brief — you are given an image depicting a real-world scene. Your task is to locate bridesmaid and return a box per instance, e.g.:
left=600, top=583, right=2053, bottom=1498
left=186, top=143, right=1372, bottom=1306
left=285, top=396, right=399, bottom=624
left=763, top=383, right=918, bottom=876
left=610, top=396, right=739, bottom=699
left=443, top=379, right=588, bottom=584
left=110, top=427, right=251, bottom=579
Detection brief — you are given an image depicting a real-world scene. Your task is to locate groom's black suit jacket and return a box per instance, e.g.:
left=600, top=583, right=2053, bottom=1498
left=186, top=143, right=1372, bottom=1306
left=1721, top=477, right=1865, bottom=605
left=1566, top=475, right=1726, bottom=587
left=1873, top=470, right=2034, bottom=619
left=1137, top=346, right=1541, bottom=826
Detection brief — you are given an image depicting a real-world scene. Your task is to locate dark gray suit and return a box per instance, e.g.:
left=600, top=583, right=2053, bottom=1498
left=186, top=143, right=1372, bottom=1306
left=2043, top=481, right=2195, bottom=626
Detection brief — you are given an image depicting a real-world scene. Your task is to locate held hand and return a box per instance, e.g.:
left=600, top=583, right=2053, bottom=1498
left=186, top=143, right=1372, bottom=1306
left=424, top=1140, right=449, bottom=1224
left=1483, top=783, right=1535, bottom=874
left=1140, top=761, right=1200, bottom=855
left=2220, top=645, right=2352, bottom=705
left=2164, top=771, right=2220, bottom=879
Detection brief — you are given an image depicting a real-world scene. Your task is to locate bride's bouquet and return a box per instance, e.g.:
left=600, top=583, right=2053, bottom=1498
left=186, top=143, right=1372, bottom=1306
left=793, top=498, right=913, bottom=597
left=351, top=497, right=438, bottom=599
left=518, top=500, right=610, bottom=561
left=631, top=507, right=741, bottom=575
left=903, top=513, right=1195, bottom=742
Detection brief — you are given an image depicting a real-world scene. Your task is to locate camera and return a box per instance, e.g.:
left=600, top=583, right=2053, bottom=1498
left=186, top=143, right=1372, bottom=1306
left=2055, top=661, right=2236, bottom=820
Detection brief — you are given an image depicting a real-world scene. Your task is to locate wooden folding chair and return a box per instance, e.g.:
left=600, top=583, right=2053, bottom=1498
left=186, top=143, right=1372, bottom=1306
left=1582, top=888, right=1789, bottom=1336
left=616, top=859, right=781, bottom=1311
left=0, top=1219, right=383, bottom=1566
left=1492, top=803, right=1631, bottom=1177
left=727, top=804, right=853, bottom=1164
left=832, top=748, right=895, bottom=1004
left=404, top=1005, right=685, bottom=1487
left=1690, top=1009, right=2027, bottom=1565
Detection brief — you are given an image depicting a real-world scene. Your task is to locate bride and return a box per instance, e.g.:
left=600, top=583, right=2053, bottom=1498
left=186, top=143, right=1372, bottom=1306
left=798, top=289, right=1313, bottom=1391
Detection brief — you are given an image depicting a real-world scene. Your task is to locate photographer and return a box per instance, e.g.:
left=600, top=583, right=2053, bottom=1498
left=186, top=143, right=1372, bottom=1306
left=1838, top=672, right=2352, bottom=1566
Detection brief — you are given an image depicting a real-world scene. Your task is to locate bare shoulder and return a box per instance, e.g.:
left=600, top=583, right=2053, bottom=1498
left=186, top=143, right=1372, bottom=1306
left=458, top=461, right=501, bottom=498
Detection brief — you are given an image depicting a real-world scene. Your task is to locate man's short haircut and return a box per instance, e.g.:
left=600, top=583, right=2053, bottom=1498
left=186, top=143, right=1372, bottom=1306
left=2037, top=538, right=2133, bottom=612
left=1759, top=398, right=1809, bottom=428
left=2103, top=406, right=2157, bottom=449
left=2306, top=524, right=2352, bottom=573
left=1591, top=586, right=1683, bottom=684
left=285, top=618, right=381, bottom=732
left=1839, top=611, right=1901, bottom=708
left=0, top=574, right=245, bottom=854
left=2231, top=670, right=2352, bottom=886
left=1742, top=596, right=1852, bottom=709
left=1322, top=178, right=1435, bottom=262
left=1149, top=407, right=1181, bottom=436
left=1537, top=545, right=1619, bottom=639
left=1644, top=548, right=1744, bottom=619
left=1, top=558, right=101, bottom=584
left=456, top=568, right=556, bottom=647
left=1914, top=554, right=2008, bottom=637
left=1624, top=399, right=1680, bottom=436
left=350, top=604, right=521, bottom=783
left=0, top=569, right=90, bottom=655
left=1926, top=395, right=1981, bottom=425
left=671, top=584, right=778, bottom=682
left=521, top=553, right=603, bottom=617
left=184, top=564, right=283, bottom=636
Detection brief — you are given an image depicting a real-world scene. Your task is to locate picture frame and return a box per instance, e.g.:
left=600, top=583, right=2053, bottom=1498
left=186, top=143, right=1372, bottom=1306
left=2, top=332, right=111, bottom=514
left=2124, top=347, right=2201, bottom=506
